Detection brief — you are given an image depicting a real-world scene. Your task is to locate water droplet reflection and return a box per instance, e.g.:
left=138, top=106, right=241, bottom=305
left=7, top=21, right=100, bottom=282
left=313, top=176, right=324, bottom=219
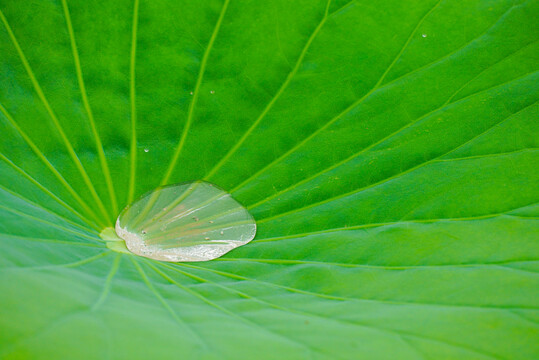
left=115, top=181, right=256, bottom=262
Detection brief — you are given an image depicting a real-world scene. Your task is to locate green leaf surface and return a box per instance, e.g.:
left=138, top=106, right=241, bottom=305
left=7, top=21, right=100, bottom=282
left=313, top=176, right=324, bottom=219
left=0, top=0, right=538, bottom=358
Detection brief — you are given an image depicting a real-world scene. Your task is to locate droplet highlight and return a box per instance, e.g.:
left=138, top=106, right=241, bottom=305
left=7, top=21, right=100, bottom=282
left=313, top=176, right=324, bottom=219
left=115, top=181, right=256, bottom=262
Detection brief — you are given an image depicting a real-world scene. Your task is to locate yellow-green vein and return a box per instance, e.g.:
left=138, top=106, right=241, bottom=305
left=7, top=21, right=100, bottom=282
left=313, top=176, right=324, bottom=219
left=0, top=182, right=99, bottom=235
left=61, top=0, right=119, bottom=216
left=0, top=9, right=111, bottom=224
left=252, top=72, right=538, bottom=215
left=0, top=104, right=103, bottom=228
left=0, top=204, right=100, bottom=242
left=203, top=0, right=333, bottom=181
left=130, top=257, right=210, bottom=350
left=228, top=0, right=443, bottom=194
left=160, top=0, right=231, bottom=185
left=92, top=254, right=122, bottom=310
left=127, top=0, right=140, bottom=203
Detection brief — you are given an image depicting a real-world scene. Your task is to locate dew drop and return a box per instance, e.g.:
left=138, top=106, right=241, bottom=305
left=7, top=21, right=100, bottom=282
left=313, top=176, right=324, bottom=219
left=210, top=90, right=215, bottom=94
left=189, top=91, right=194, bottom=95
left=114, top=181, right=256, bottom=262
left=422, top=34, right=427, bottom=38
left=144, top=148, right=149, bottom=153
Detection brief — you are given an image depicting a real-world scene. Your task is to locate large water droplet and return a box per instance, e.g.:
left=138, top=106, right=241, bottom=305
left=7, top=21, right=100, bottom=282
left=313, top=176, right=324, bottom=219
left=115, top=181, right=256, bottom=262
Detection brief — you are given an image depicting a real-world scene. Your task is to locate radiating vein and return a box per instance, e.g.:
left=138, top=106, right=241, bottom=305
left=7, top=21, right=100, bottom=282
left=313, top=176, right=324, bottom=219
left=145, top=259, right=318, bottom=357
left=328, top=0, right=357, bottom=18
left=0, top=183, right=99, bottom=235
left=159, top=262, right=417, bottom=358
left=127, top=0, right=140, bottom=203
left=0, top=9, right=111, bottom=224
left=0, top=233, right=102, bottom=247
left=255, top=73, right=538, bottom=220
left=0, top=104, right=104, bottom=228
left=230, top=3, right=521, bottom=195
left=180, top=262, right=537, bottom=310
left=0, top=253, right=112, bottom=358
left=5, top=251, right=111, bottom=271
left=441, top=102, right=538, bottom=159
left=375, top=0, right=444, bottom=87
left=41, top=251, right=109, bottom=269
left=216, top=257, right=538, bottom=271
left=61, top=0, right=118, bottom=215
left=252, top=208, right=538, bottom=243
left=203, top=0, right=334, bottom=180
left=130, top=257, right=210, bottom=350
left=0, top=151, right=99, bottom=230
left=160, top=0, right=231, bottom=185
left=443, top=39, right=539, bottom=105
left=92, top=254, right=121, bottom=310
left=167, top=263, right=521, bottom=359
left=0, top=204, right=100, bottom=242
left=129, top=0, right=232, bottom=223
left=437, top=148, right=538, bottom=163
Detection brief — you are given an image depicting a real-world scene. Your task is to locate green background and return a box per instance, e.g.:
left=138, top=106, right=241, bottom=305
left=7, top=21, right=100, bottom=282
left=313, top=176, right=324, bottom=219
left=0, top=0, right=538, bottom=358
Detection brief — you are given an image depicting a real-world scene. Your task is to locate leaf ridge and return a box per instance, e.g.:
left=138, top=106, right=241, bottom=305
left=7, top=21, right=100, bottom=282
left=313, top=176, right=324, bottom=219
left=127, top=0, right=139, bottom=203
left=253, top=208, right=538, bottom=243
left=160, top=0, right=232, bottom=186
left=146, top=259, right=318, bottom=357
left=0, top=204, right=100, bottom=241
left=92, top=254, right=121, bottom=310
left=61, top=0, right=119, bottom=216
left=164, top=262, right=504, bottom=360
left=0, top=9, right=111, bottom=224
left=255, top=74, right=539, bottom=221
left=0, top=104, right=104, bottom=228
left=180, top=262, right=538, bottom=310
left=0, top=183, right=99, bottom=235
left=130, top=257, right=211, bottom=352
left=230, top=3, right=527, bottom=195
left=203, top=0, right=334, bottom=180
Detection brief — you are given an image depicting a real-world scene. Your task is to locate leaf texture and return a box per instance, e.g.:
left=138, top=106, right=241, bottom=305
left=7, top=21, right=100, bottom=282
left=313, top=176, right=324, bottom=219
left=0, top=0, right=538, bottom=359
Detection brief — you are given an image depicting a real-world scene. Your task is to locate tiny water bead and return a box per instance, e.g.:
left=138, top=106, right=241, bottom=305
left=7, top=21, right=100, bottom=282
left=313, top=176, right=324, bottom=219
left=113, top=181, right=256, bottom=262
